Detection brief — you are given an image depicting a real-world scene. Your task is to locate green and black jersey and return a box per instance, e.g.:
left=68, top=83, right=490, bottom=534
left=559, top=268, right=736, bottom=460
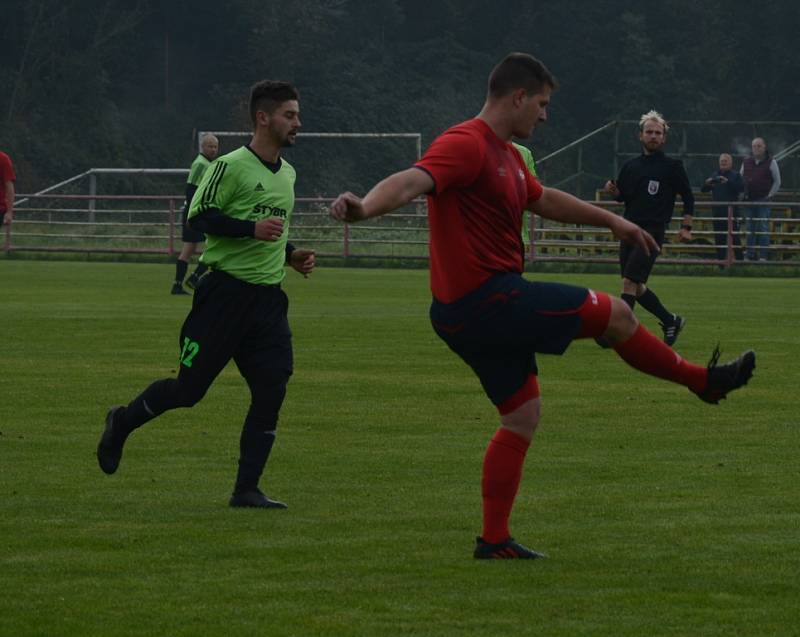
left=187, top=153, right=212, bottom=187
left=188, top=146, right=296, bottom=286
left=184, top=153, right=212, bottom=210
left=513, top=143, right=538, bottom=245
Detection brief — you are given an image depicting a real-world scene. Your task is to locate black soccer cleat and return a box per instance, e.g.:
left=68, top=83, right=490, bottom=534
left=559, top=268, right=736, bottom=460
left=185, top=274, right=199, bottom=290
left=660, top=314, right=686, bottom=347
left=97, top=405, right=127, bottom=475
left=692, top=346, right=756, bottom=405
left=229, top=488, right=287, bottom=509
left=171, top=283, right=189, bottom=295
left=473, top=536, right=546, bottom=560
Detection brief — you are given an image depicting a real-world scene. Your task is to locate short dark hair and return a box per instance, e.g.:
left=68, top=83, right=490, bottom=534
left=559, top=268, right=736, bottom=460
left=249, top=80, right=299, bottom=126
left=488, top=53, right=557, bottom=98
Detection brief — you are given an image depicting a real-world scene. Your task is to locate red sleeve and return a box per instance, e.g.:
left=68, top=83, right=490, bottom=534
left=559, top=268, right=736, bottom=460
left=509, top=145, right=543, bottom=207
left=526, top=169, right=543, bottom=205
left=415, top=129, right=483, bottom=195
left=0, top=153, right=15, bottom=182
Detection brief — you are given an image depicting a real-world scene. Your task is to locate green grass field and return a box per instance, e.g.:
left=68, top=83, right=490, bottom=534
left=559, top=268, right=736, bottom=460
left=1, top=260, right=798, bottom=637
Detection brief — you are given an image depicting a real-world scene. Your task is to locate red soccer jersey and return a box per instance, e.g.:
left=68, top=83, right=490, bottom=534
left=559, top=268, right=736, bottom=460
left=0, top=152, right=16, bottom=213
left=415, top=118, right=543, bottom=303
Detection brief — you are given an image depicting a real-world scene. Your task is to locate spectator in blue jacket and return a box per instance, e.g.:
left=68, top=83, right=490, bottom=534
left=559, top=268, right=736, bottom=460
left=701, top=153, right=744, bottom=261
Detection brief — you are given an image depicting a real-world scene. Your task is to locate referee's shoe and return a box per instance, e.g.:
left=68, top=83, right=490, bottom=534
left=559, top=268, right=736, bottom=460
left=660, top=314, right=686, bottom=347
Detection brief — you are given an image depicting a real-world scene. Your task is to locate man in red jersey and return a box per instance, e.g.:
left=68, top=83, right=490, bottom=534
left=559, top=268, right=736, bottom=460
left=0, top=150, right=16, bottom=226
left=330, top=53, right=755, bottom=560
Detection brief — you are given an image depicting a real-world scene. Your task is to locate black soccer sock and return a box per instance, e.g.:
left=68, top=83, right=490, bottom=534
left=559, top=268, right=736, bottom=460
left=233, top=423, right=277, bottom=494
left=621, top=293, right=637, bottom=310
left=174, top=259, right=188, bottom=285
left=636, top=288, right=673, bottom=324
left=233, top=371, right=288, bottom=493
left=192, top=263, right=208, bottom=278
left=122, top=377, right=206, bottom=433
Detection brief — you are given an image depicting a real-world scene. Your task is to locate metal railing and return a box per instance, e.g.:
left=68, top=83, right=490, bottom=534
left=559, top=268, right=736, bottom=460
left=5, top=194, right=800, bottom=267
left=527, top=200, right=800, bottom=267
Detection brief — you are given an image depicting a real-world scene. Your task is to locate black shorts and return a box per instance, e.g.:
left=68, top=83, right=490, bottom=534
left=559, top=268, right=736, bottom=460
left=619, top=223, right=665, bottom=284
left=429, top=272, right=589, bottom=407
left=177, top=270, right=292, bottom=390
left=181, top=208, right=205, bottom=244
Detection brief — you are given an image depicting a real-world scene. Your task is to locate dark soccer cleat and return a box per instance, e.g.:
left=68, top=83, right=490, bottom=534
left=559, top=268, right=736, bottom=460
left=229, top=488, right=287, bottom=509
left=97, top=406, right=127, bottom=475
left=473, top=536, right=546, bottom=560
left=692, top=346, right=756, bottom=404
left=185, top=274, right=199, bottom=290
left=660, top=314, right=686, bottom=347
left=171, top=283, right=188, bottom=295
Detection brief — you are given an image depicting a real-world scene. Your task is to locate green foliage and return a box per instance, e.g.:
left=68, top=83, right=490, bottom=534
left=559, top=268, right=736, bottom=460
left=1, top=1, right=799, bottom=194
left=1, top=261, right=799, bottom=635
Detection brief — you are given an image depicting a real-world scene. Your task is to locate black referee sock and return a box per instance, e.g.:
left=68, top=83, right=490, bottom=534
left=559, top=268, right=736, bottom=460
left=636, top=289, right=673, bottom=324
left=174, top=259, right=188, bottom=285
left=621, top=293, right=637, bottom=310
left=234, top=425, right=277, bottom=494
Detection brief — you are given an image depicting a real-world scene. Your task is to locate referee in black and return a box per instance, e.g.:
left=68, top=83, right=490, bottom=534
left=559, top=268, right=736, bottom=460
left=97, top=80, right=315, bottom=509
left=603, top=110, right=694, bottom=347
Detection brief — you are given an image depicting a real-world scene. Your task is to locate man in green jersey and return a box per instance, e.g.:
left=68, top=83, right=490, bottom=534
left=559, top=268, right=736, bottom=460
left=98, top=81, right=315, bottom=509
left=513, top=142, right=537, bottom=248
left=171, top=133, right=219, bottom=295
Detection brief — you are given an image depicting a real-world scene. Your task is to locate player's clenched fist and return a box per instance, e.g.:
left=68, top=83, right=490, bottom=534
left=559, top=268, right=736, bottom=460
left=329, top=192, right=367, bottom=223
left=254, top=217, right=285, bottom=241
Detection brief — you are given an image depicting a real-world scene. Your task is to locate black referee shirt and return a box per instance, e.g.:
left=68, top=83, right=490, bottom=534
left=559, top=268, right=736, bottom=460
left=614, top=151, right=694, bottom=226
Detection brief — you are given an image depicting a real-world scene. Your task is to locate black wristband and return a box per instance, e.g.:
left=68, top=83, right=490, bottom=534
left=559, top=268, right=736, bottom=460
left=285, top=242, right=296, bottom=264
left=681, top=224, right=692, bottom=231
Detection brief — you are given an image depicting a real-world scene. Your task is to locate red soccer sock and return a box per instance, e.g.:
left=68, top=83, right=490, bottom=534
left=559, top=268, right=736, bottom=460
left=481, top=427, right=531, bottom=544
left=614, top=324, right=707, bottom=392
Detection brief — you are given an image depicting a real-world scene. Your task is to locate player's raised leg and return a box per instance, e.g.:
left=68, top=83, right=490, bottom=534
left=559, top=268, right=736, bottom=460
left=587, top=294, right=755, bottom=403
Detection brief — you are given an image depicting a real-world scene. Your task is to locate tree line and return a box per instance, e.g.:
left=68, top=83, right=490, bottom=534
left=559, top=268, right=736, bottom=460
left=1, top=0, right=798, bottom=195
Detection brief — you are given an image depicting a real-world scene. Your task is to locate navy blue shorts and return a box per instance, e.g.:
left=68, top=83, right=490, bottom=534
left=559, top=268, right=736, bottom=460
left=429, top=272, right=589, bottom=408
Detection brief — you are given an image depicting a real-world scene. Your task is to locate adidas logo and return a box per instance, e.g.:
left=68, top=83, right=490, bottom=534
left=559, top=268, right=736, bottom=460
left=254, top=182, right=265, bottom=191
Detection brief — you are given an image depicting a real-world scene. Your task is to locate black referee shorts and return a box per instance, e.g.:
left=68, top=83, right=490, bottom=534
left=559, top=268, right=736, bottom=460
left=619, top=223, right=666, bottom=284
left=176, top=270, right=292, bottom=392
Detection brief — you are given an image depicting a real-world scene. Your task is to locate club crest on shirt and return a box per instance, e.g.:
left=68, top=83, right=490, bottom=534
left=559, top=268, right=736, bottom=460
left=648, top=180, right=660, bottom=195
left=497, top=166, right=507, bottom=177
left=518, top=169, right=525, bottom=180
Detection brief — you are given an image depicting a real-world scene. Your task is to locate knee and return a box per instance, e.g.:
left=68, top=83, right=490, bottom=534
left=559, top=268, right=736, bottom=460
left=605, top=296, right=639, bottom=342
left=500, top=398, right=540, bottom=441
left=173, top=379, right=208, bottom=408
left=245, top=371, right=290, bottom=429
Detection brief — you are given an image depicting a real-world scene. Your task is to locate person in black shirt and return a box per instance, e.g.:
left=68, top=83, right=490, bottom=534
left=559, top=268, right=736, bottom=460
left=701, top=153, right=744, bottom=261
left=602, top=110, right=694, bottom=347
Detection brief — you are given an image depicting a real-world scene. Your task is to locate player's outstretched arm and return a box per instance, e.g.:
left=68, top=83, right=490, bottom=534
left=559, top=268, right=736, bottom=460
left=532, top=187, right=659, bottom=255
left=330, top=168, right=433, bottom=223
